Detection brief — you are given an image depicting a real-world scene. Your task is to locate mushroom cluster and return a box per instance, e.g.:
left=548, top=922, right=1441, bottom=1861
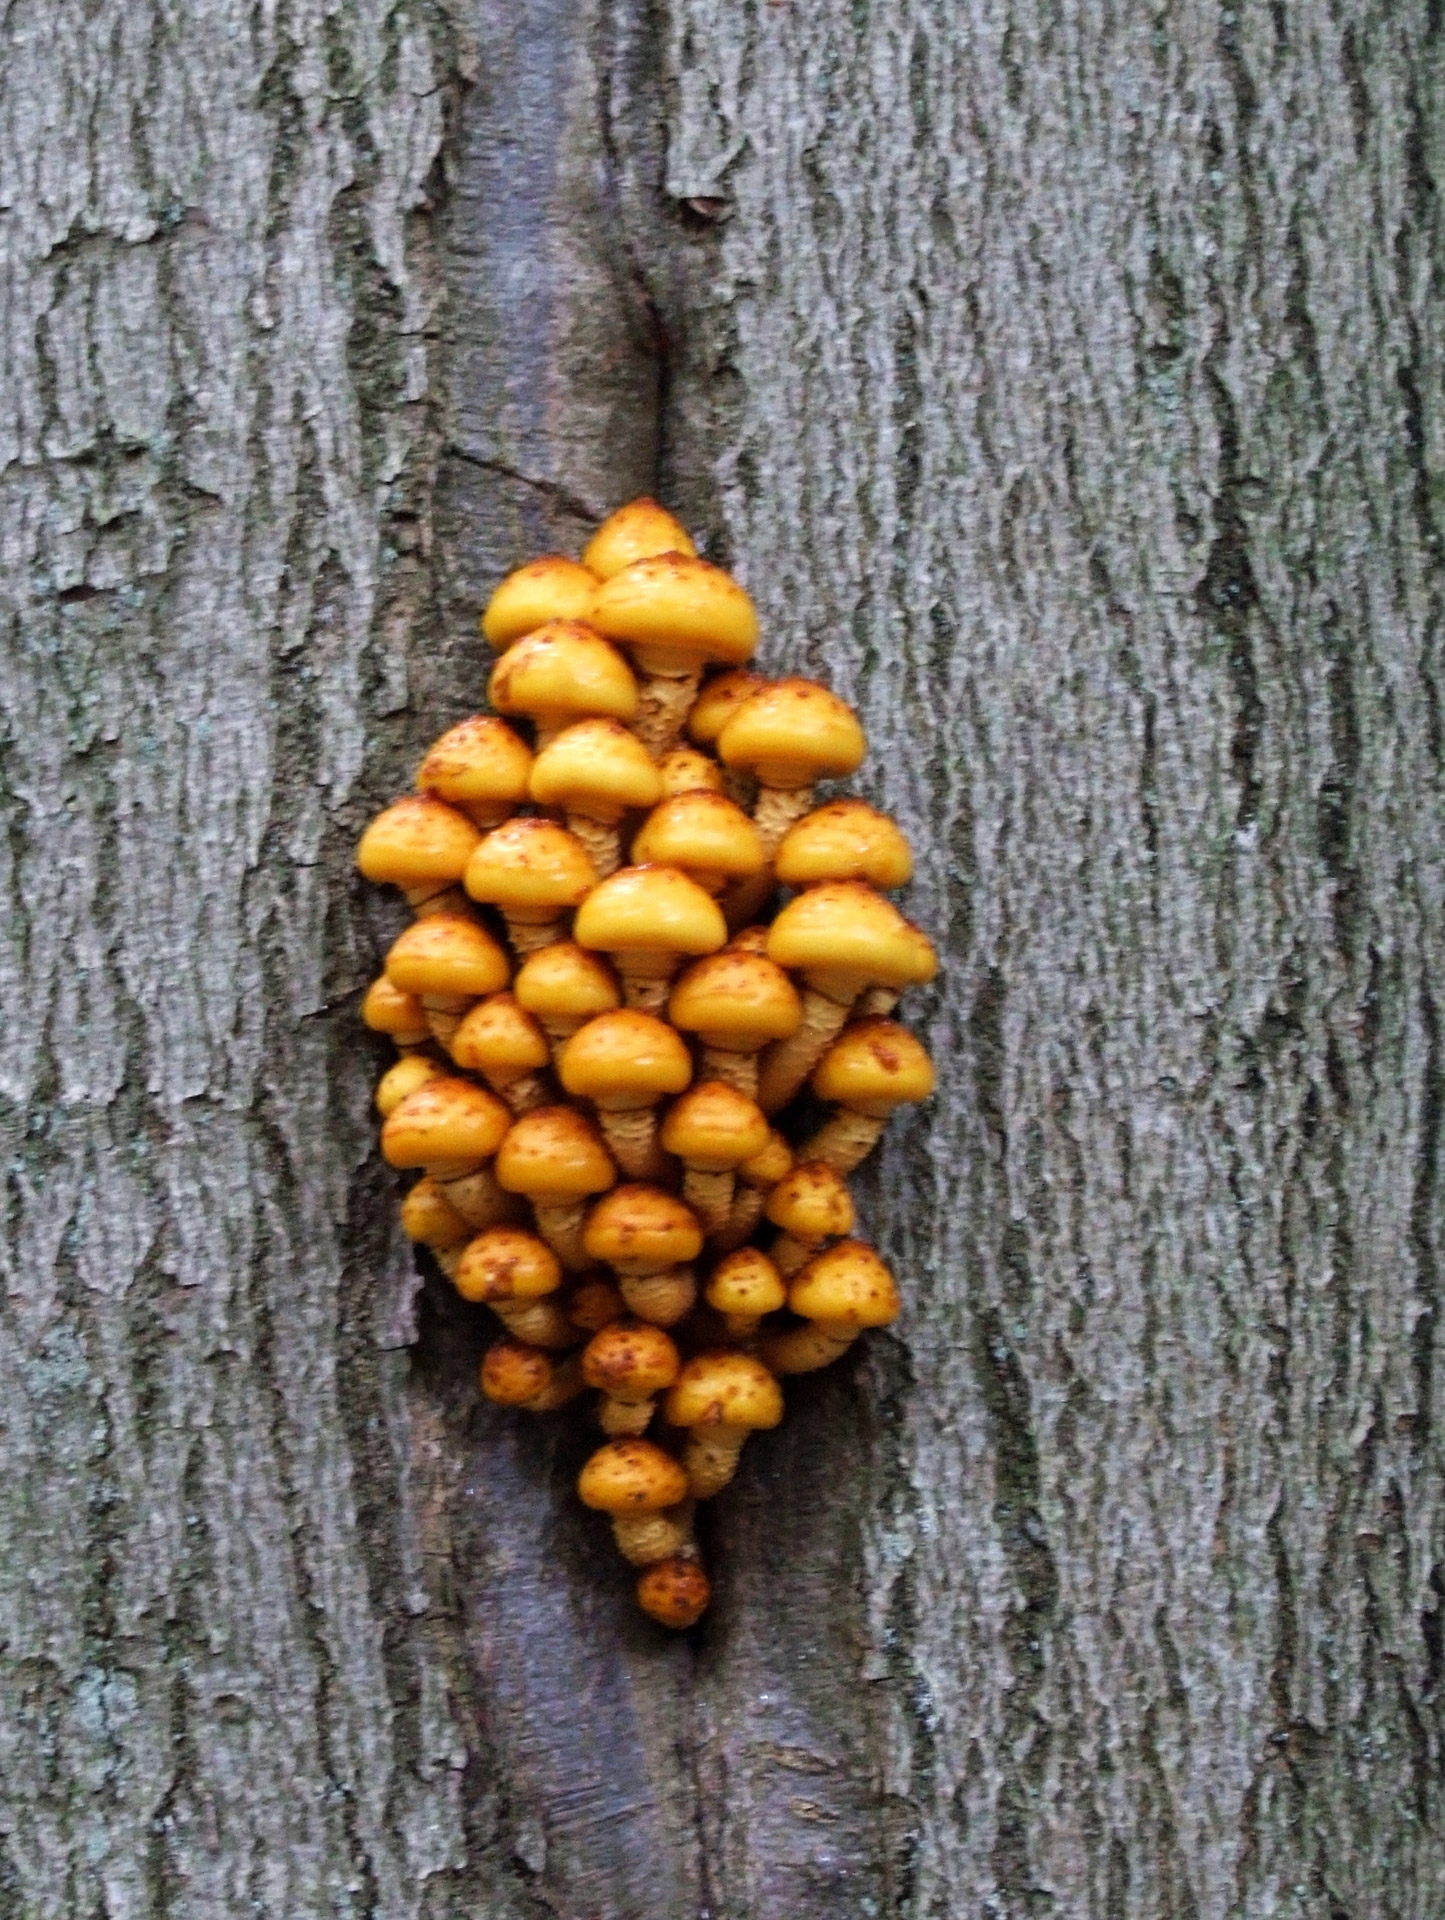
left=357, top=498, right=935, bottom=1630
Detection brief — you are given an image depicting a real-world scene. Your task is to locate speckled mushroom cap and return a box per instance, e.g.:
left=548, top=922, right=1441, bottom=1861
left=356, top=794, right=481, bottom=891
left=583, top=1184, right=704, bottom=1272
left=630, top=791, right=766, bottom=894
left=494, top=1105, right=616, bottom=1199
left=577, top=1439, right=690, bottom=1513
left=636, top=1558, right=711, bottom=1629
left=810, top=1017, right=936, bottom=1116
left=480, top=1338, right=558, bottom=1406
left=766, top=882, right=937, bottom=993
left=558, top=1010, right=693, bottom=1109
left=591, top=555, right=760, bottom=677
left=481, top=555, right=598, bottom=650
left=763, top=1161, right=856, bottom=1239
left=686, top=669, right=771, bottom=747
left=400, top=1178, right=472, bottom=1248
left=736, top=1129, right=794, bottom=1190
left=704, top=1247, right=787, bottom=1319
left=717, top=678, right=867, bottom=789
left=659, top=1082, right=771, bottom=1172
left=574, top=865, right=728, bottom=959
left=463, top=818, right=598, bottom=918
left=529, top=719, right=664, bottom=823
left=581, top=1319, right=681, bottom=1396
left=361, top=975, right=430, bottom=1043
left=654, top=747, right=727, bottom=798
left=488, top=621, right=639, bottom=730
left=449, top=993, right=551, bottom=1081
left=375, top=1054, right=447, bottom=1118
left=454, top=1225, right=563, bottom=1303
left=774, top=799, right=913, bottom=891
left=380, top=1078, right=513, bottom=1168
left=384, top=913, right=512, bottom=999
left=582, top=498, right=697, bottom=580
left=664, top=1351, right=783, bottom=1431
left=668, top=950, right=802, bottom=1051
left=512, top=942, right=621, bottom=1027
left=788, top=1240, right=900, bottom=1327
left=416, top=715, right=533, bottom=818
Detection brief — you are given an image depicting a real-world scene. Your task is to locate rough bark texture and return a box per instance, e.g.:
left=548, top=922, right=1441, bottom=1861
left=2, top=2, right=1442, bottom=1918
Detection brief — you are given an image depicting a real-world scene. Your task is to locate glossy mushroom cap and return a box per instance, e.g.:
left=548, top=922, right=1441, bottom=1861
left=450, top=993, right=551, bottom=1083
left=384, top=913, right=512, bottom=999
left=454, top=1225, right=563, bottom=1303
left=583, top=498, right=697, bottom=580
left=375, top=1054, right=447, bottom=1117
left=687, top=669, right=771, bottom=747
left=577, top=1438, right=690, bottom=1512
left=464, top=818, right=597, bottom=919
left=664, top=1351, right=783, bottom=1431
left=655, top=748, right=726, bottom=798
left=764, top=1161, right=856, bottom=1238
left=659, top=1082, right=771, bottom=1172
left=766, top=882, right=938, bottom=994
left=558, top=1010, right=692, bottom=1109
left=512, top=942, right=621, bottom=1027
left=380, top=1078, right=512, bottom=1168
left=399, top=1177, right=472, bottom=1248
left=668, top=950, right=801, bottom=1051
left=488, top=621, right=639, bottom=731
left=704, top=1247, right=787, bottom=1319
left=811, top=1017, right=936, bottom=1116
left=480, top=1337, right=559, bottom=1406
left=494, top=1105, right=616, bottom=1198
left=581, top=1320, right=681, bottom=1396
left=636, top=1558, right=711, bottom=1629
left=774, top=799, right=913, bottom=891
left=717, top=678, right=867, bottom=789
left=630, top=792, right=765, bottom=894
left=416, top=716, right=533, bottom=818
left=361, top=975, right=430, bottom=1043
left=529, top=719, right=663, bottom=823
left=356, top=794, right=481, bottom=891
left=591, top=554, right=760, bottom=676
left=736, top=1129, right=794, bottom=1190
left=583, top=1185, right=704, bottom=1271
left=574, top=866, right=727, bottom=959
left=481, top=555, right=598, bottom=650
left=788, top=1240, right=901, bottom=1327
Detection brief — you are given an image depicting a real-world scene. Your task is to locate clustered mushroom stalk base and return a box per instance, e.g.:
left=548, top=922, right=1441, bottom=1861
left=612, top=1502, right=696, bottom=1566
left=618, top=1268, right=697, bottom=1326
left=752, top=784, right=815, bottom=856
left=700, top=1046, right=758, bottom=1096
left=682, top=1168, right=734, bottom=1236
left=516, top=1356, right=586, bottom=1411
left=433, top=1165, right=520, bottom=1231
left=504, top=914, right=565, bottom=957
left=712, top=1185, right=767, bottom=1252
left=756, top=988, right=853, bottom=1114
left=683, top=1427, right=752, bottom=1499
left=597, top=1106, right=666, bottom=1181
left=598, top=1393, right=660, bottom=1436
left=422, top=995, right=472, bottom=1046
left=564, top=812, right=623, bottom=878
left=800, top=1108, right=886, bottom=1175
left=482, top=1072, right=551, bottom=1116
left=532, top=1201, right=591, bottom=1270
left=616, top=953, right=680, bottom=1014
left=633, top=668, right=703, bottom=756
left=491, top=1299, right=579, bottom=1349
left=763, top=1321, right=859, bottom=1374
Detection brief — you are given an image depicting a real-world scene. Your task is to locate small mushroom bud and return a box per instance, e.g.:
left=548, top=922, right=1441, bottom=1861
left=488, top=620, right=639, bottom=746
left=480, top=1339, right=585, bottom=1411
left=763, top=1161, right=856, bottom=1276
left=583, top=1184, right=704, bottom=1325
left=659, top=1081, right=771, bottom=1235
left=687, top=669, right=771, bottom=748
left=635, top=1556, right=711, bottom=1629
left=384, top=912, right=512, bottom=1046
left=512, top=941, right=622, bottom=1062
left=717, top=678, right=867, bottom=854
left=577, top=1438, right=694, bottom=1567
left=449, top=992, right=552, bottom=1113
left=416, top=715, right=534, bottom=830
left=655, top=747, right=727, bottom=798
left=567, top=1275, right=627, bottom=1332
left=704, top=1246, right=787, bottom=1337
left=375, top=1053, right=448, bottom=1118
left=761, top=1239, right=901, bottom=1374
left=464, top=816, right=598, bottom=956
left=581, top=1319, right=682, bottom=1434
left=774, top=799, right=913, bottom=891
left=664, top=1350, right=784, bottom=1497
left=557, top=1009, right=692, bottom=1179
left=630, top=790, right=765, bottom=896
left=361, top=975, right=431, bottom=1049
left=529, top=718, right=663, bottom=876
left=455, top=1225, right=576, bottom=1349
left=481, top=554, right=599, bottom=649
left=399, top=1176, right=473, bottom=1251
left=494, top=1104, right=616, bottom=1270
left=380, top=1077, right=512, bottom=1178
left=803, top=1017, right=936, bottom=1172
left=574, top=864, right=727, bottom=1012
left=592, top=554, right=760, bottom=753
left=356, top=794, right=482, bottom=908
left=583, top=498, right=697, bottom=580
left=668, top=949, right=801, bottom=1097
left=713, top=1127, right=794, bottom=1251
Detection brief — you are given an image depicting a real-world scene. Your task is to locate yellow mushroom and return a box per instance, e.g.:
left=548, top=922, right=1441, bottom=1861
left=383, top=911, right=511, bottom=1047
left=511, top=940, right=622, bottom=1063
left=582, top=498, right=697, bottom=580
left=480, top=554, right=598, bottom=650
left=704, top=1246, right=787, bottom=1338
left=774, top=798, right=913, bottom=892
left=557, top=1008, right=692, bottom=1179
left=463, top=816, right=598, bottom=956
left=493, top=1104, right=616, bottom=1270
left=635, top=1556, right=711, bottom=1629
left=528, top=718, right=663, bottom=876
left=576, top=1438, right=695, bottom=1567
left=361, top=974, right=431, bottom=1050
left=763, top=1161, right=856, bottom=1276
left=663, top=1350, right=783, bottom=1497
left=658, top=1080, right=771, bottom=1236
left=448, top=992, right=553, bottom=1113
left=630, top=790, right=765, bottom=896
left=760, top=1239, right=901, bottom=1375
left=668, top=947, right=801, bottom=1097
left=488, top=619, right=639, bottom=746
left=717, top=678, right=867, bottom=855
left=416, top=714, right=534, bottom=828
left=479, top=1338, right=585, bottom=1412
left=573, top=863, right=727, bottom=1013
left=581, top=1319, right=682, bottom=1434
left=582, top=1183, right=704, bottom=1326
left=454, top=1224, right=577, bottom=1350
left=591, top=554, right=759, bottom=753
left=802, top=1017, right=936, bottom=1172
left=356, top=793, right=482, bottom=910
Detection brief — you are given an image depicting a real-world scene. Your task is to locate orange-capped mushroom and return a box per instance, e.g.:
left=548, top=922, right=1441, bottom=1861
left=774, top=799, right=913, bottom=892
left=712, top=1127, right=794, bottom=1252
left=687, top=669, right=771, bottom=748
left=762, top=1240, right=901, bottom=1375
left=357, top=794, right=482, bottom=907
left=416, top=715, right=533, bottom=829
left=655, top=746, right=727, bottom=798
left=464, top=816, right=597, bottom=956
left=658, top=1081, right=771, bottom=1235
left=529, top=718, right=663, bottom=875
left=361, top=974, right=431, bottom=1049
left=630, top=790, right=765, bottom=896
left=480, top=1338, right=584, bottom=1412
left=577, top=1437, right=695, bottom=1569
left=704, top=1246, right=787, bottom=1337
left=384, top=912, right=511, bottom=1046
left=574, top=864, right=727, bottom=1013
left=375, top=1053, right=448, bottom=1118
left=455, top=1224, right=577, bottom=1348
left=583, top=1183, right=703, bottom=1325
left=512, top=940, right=622, bottom=1061
left=380, top=1077, right=512, bottom=1176
left=802, top=1017, right=936, bottom=1171
left=592, top=554, right=760, bottom=753
left=635, top=1556, right=710, bottom=1629
left=449, top=992, right=552, bottom=1113
left=581, top=1318, right=682, bottom=1434
left=583, top=499, right=697, bottom=581
left=664, top=1350, right=783, bottom=1497
left=668, top=948, right=801, bottom=1097
left=763, top=1161, right=857, bottom=1275
left=488, top=620, right=639, bottom=745
left=494, top=1104, right=616, bottom=1270
left=481, top=555, right=598, bottom=650
left=717, top=678, right=867, bottom=854
left=558, top=1009, right=692, bottom=1179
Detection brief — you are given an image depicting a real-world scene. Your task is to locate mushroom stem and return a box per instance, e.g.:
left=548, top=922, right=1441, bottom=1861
left=422, top=995, right=472, bottom=1047
left=683, top=1425, right=752, bottom=1498
left=760, top=1320, right=859, bottom=1374
left=611, top=1500, right=696, bottom=1566
left=565, top=811, right=623, bottom=877
left=504, top=913, right=564, bottom=957
left=752, top=783, right=814, bottom=856
left=718, top=869, right=775, bottom=933
left=681, top=1167, right=733, bottom=1236
left=755, top=988, right=853, bottom=1115
left=615, top=952, right=680, bottom=1014
left=723, top=1311, right=764, bottom=1339
left=490, top=1298, right=580, bottom=1350
left=435, top=1166, right=520, bottom=1231
left=633, top=667, right=703, bottom=756
left=532, top=1201, right=591, bottom=1271
left=492, top=1072, right=551, bottom=1116
left=712, top=1185, right=767, bottom=1253
left=619, top=1267, right=697, bottom=1326
left=598, top=1393, right=661, bottom=1436
left=700, top=1046, right=758, bottom=1097
left=770, top=1233, right=819, bottom=1279
left=597, top=1106, right=667, bottom=1182
left=856, top=985, right=902, bottom=1018
left=799, top=1108, right=886, bottom=1176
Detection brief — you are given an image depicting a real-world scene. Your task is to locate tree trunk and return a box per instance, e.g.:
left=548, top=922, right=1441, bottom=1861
left=2, top=1, right=1441, bottom=1916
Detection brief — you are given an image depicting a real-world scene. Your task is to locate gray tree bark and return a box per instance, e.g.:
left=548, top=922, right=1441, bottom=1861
left=1, top=1, right=1441, bottom=1917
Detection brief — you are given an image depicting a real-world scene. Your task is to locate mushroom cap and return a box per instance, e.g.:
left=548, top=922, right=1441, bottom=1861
left=357, top=794, right=482, bottom=890
left=567, top=1276, right=627, bottom=1332
left=529, top=718, right=664, bottom=822
left=416, top=715, right=534, bottom=812
left=659, top=1081, right=771, bottom=1171
left=704, top=1246, right=787, bottom=1318
left=577, top=1438, right=690, bottom=1512
left=574, top=865, right=727, bottom=958
left=764, top=1160, right=857, bottom=1238
left=630, top=791, right=765, bottom=893
left=488, top=621, right=639, bottom=727
left=774, top=799, right=913, bottom=891
left=361, top=974, right=430, bottom=1041
left=583, top=498, right=697, bottom=580
left=788, top=1240, right=901, bottom=1327
left=717, top=678, right=867, bottom=788
left=380, top=1078, right=512, bottom=1168
left=766, top=882, right=937, bottom=989
left=581, top=1319, right=681, bottom=1395
left=725, top=924, right=772, bottom=957
left=655, top=747, right=726, bottom=798
left=810, top=1017, right=936, bottom=1116
left=737, top=1128, right=795, bottom=1189
left=512, top=942, right=621, bottom=1025
left=480, top=555, right=598, bottom=650
left=636, top=1557, right=711, bottom=1629
left=399, top=1177, right=472, bottom=1248
left=463, top=817, right=598, bottom=915
left=376, top=1053, right=448, bottom=1118
left=454, top=1225, right=563, bottom=1303
left=558, top=1010, right=693, bottom=1107
left=668, top=950, right=802, bottom=1050
left=591, top=554, right=759, bottom=675
left=479, top=1337, right=557, bottom=1405
left=583, top=1184, right=704, bottom=1270
left=450, top=993, right=551, bottom=1081
left=687, top=669, right=771, bottom=747
left=384, top=913, right=512, bottom=999
left=664, top=1350, right=783, bottom=1430
left=494, top=1105, right=616, bottom=1198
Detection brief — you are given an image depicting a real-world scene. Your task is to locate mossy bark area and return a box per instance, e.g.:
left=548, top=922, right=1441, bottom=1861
left=1, top=2, right=1442, bottom=1918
